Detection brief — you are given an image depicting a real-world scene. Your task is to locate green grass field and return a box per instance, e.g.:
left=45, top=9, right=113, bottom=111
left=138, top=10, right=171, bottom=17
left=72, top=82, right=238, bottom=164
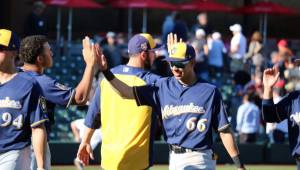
left=53, top=164, right=295, bottom=170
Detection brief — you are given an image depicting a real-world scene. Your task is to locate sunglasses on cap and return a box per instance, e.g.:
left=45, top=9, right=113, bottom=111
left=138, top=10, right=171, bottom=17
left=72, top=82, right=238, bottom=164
left=169, top=60, right=190, bottom=69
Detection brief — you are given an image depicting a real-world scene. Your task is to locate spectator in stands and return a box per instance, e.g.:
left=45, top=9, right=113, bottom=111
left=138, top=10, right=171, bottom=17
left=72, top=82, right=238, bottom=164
left=171, top=13, right=188, bottom=42
left=236, top=91, right=261, bottom=143
left=191, top=29, right=209, bottom=80
left=277, top=39, right=295, bottom=75
left=162, top=12, right=176, bottom=44
left=245, top=31, right=264, bottom=74
left=102, top=32, right=122, bottom=69
left=71, top=119, right=102, bottom=170
left=278, top=39, right=294, bottom=61
left=116, top=33, right=128, bottom=63
left=24, top=1, right=47, bottom=36
left=229, top=24, right=247, bottom=73
left=191, top=12, right=212, bottom=35
left=208, top=32, right=227, bottom=78
left=230, top=71, right=251, bottom=129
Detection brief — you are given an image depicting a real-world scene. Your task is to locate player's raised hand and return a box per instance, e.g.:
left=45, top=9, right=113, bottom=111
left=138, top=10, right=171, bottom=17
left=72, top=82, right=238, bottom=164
left=95, top=43, right=108, bottom=71
left=77, top=142, right=94, bottom=166
left=82, top=36, right=97, bottom=67
left=263, top=66, right=280, bottom=89
left=167, top=33, right=183, bottom=54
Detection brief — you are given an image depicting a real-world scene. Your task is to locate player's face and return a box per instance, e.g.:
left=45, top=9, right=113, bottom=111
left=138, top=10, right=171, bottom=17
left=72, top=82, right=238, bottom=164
left=41, top=42, right=53, bottom=68
left=169, top=60, right=193, bottom=80
left=0, top=47, right=17, bottom=65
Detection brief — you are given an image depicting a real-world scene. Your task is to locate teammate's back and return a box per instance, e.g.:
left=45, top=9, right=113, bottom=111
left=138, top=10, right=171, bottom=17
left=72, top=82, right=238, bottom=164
left=100, top=65, right=159, bottom=170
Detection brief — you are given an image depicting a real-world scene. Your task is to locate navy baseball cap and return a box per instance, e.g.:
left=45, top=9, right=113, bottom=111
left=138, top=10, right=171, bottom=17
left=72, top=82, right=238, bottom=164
left=165, top=42, right=195, bottom=62
left=128, top=33, right=161, bottom=55
left=0, top=29, right=20, bottom=51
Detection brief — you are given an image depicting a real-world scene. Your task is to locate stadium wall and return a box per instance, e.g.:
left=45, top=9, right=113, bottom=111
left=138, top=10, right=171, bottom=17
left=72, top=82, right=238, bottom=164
left=49, top=142, right=295, bottom=165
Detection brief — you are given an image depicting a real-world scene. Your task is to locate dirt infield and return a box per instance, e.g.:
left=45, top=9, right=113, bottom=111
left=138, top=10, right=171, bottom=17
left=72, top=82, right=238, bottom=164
left=53, top=164, right=295, bottom=170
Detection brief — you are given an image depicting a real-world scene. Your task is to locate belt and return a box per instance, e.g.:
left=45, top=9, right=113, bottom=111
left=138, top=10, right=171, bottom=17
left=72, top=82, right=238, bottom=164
left=169, top=145, right=201, bottom=154
left=168, top=145, right=218, bottom=160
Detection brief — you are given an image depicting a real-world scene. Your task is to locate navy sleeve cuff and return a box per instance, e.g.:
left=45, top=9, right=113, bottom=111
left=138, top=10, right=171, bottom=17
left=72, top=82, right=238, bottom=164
left=262, top=99, right=274, bottom=106
left=84, top=115, right=101, bottom=129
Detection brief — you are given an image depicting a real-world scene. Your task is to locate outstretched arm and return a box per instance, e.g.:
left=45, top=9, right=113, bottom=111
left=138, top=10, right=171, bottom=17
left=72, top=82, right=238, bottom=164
left=96, top=42, right=134, bottom=99
left=72, top=37, right=97, bottom=105
left=219, top=127, right=246, bottom=170
left=261, top=66, right=287, bottom=122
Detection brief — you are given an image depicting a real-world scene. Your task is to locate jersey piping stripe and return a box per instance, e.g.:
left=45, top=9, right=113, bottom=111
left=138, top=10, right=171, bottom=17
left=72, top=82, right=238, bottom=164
left=66, top=90, right=75, bottom=108
left=217, top=123, right=230, bottom=131
left=31, top=118, right=48, bottom=128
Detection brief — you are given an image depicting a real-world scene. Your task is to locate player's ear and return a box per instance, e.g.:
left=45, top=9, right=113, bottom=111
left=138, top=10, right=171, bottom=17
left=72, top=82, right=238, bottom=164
left=36, top=55, right=44, bottom=65
left=140, top=51, right=147, bottom=61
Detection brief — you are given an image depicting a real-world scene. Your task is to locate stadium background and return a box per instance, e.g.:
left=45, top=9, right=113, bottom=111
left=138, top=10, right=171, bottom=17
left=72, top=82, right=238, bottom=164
left=1, top=0, right=300, bottom=168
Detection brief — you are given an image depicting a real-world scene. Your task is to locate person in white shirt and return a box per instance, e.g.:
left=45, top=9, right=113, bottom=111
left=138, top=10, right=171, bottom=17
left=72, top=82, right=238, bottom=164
left=71, top=119, right=102, bottom=170
left=236, top=92, right=261, bottom=143
left=229, top=24, right=247, bottom=72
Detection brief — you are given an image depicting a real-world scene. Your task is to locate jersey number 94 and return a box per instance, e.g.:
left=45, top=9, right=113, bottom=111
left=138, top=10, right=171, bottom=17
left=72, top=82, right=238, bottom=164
left=0, top=112, right=24, bottom=129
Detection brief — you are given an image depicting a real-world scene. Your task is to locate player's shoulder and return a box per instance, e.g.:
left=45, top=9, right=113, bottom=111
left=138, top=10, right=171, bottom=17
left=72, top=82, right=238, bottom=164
left=19, top=69, right=55, bottom=83
left=15, top=72, right=41, bottom=93
left=111, top=65, right=145, bottom=75
left=139, top=71, right=161, bottom=84
left=196, top=79, right=218, bottom=92
left=17, top=72, right=39, bottom=86
left=110, top=65, right=123, bottom=73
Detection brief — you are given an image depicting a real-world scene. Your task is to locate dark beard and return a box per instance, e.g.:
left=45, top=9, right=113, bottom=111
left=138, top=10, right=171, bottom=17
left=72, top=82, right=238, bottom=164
left=144, top=55, right=151, bottom=70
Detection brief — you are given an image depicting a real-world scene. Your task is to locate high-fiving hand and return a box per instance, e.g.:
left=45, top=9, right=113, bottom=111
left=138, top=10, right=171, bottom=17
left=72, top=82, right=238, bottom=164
left=82, top=36, right=108, bottom=71
left=82, top=36, right=97, bottom=67
left=94, top=42, right=108, bottom=71
left=167, top=33, right=183, bottom=55
left=263, top=66, right=280, bottom=89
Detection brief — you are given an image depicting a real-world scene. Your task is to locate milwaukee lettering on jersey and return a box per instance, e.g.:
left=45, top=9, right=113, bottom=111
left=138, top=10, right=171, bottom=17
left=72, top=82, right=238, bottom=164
left=162, top=103, right=205, bottom=119
left=290, top=112, right=300, bottom=125
left=0, top=97, right=22, bottom=109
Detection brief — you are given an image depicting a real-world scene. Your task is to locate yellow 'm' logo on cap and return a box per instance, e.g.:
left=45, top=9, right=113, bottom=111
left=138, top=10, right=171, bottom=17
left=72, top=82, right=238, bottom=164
left=0, top=29, right=12, bottom=47
left=140, top=33, right=156, bottom=49
left=169, top=42, right=187, bottom=59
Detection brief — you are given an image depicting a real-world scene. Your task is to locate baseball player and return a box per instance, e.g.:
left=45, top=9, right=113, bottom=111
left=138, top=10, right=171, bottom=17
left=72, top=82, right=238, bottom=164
left=18, top=35, right=98, bottom=170
left=77, top=33, right=161, bottom=170
left=0, top=29, right=48, bottom=170
left=97, top=33, right=246, bottom=170
left=262, top=65, right=300, bottom=169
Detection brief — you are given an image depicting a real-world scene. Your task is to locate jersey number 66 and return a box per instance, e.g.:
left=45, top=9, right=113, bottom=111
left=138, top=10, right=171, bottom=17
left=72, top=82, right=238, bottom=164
left=186, top=117, right=207, bottom=132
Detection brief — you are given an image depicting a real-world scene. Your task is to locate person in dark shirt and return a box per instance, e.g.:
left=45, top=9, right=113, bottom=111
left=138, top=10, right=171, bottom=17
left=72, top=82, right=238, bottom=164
left=191, top=13, right=212, bottom=35
left=24, top=1, right=47, bottom=36
left=172, top=13, right=188, bottom=42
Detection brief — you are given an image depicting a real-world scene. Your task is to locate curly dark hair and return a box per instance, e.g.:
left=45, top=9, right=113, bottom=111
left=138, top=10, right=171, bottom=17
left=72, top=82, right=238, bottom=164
left=19, top=35, right=48, bottom=64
